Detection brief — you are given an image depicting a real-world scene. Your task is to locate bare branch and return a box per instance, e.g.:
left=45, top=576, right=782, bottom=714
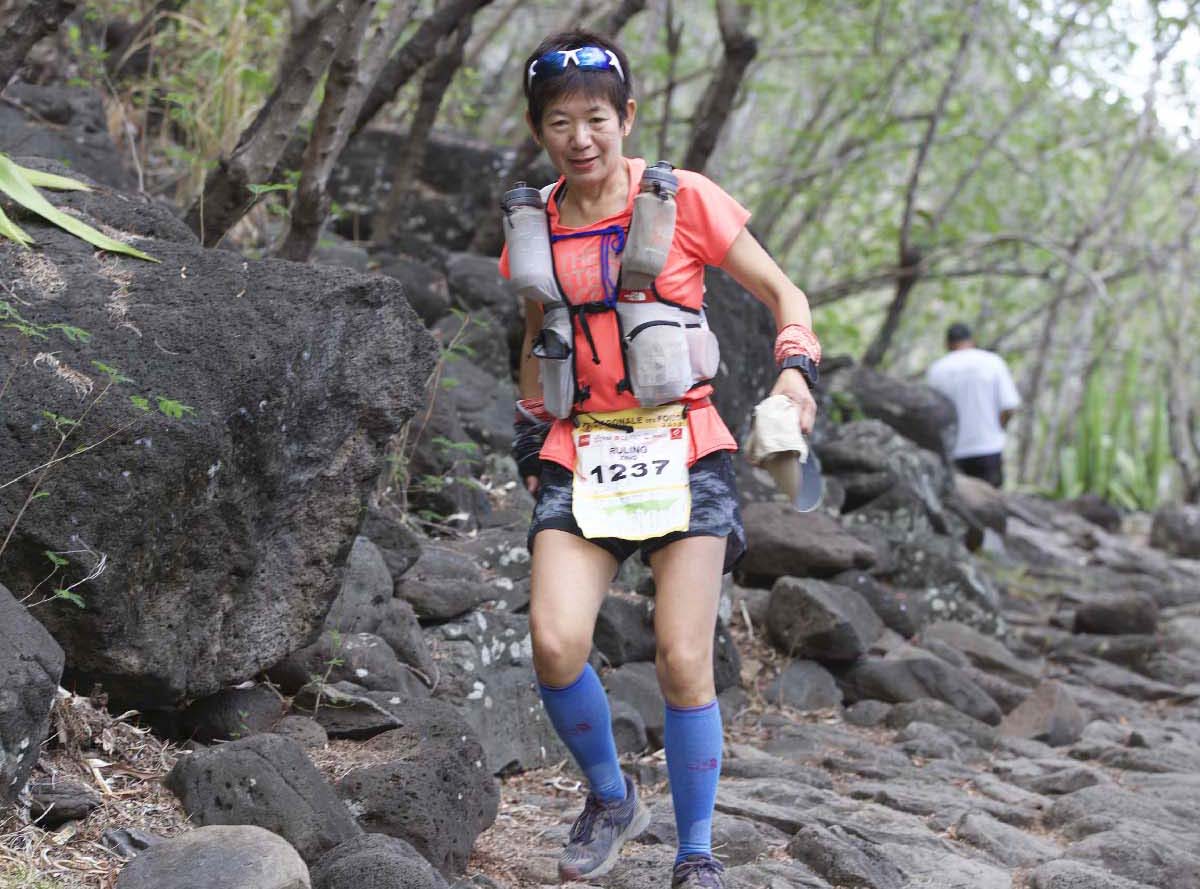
left=681, top=0, right=757, bottom=174
left=184, top=0, right=369, bottom=246
left=656, top=0, right=682, bottom=161
left=352, top=0, right=495, bottom=137
left=105, top=0, right=188, bottom=78
left=379, top=14, right=474, bottom=242
left=587, top=0, right=648, bottom=36
left=861, top=0, right=984, bottom=367
left=277, top=0, right=420, bottom=261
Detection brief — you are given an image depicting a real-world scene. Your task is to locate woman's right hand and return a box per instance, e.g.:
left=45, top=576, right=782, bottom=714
left=513, top=397, right=551, bottom=498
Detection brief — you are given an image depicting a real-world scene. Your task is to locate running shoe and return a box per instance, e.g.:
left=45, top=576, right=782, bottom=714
left=558, top=774, right=650, bottom=882
left=671, top=854, right=726, bottom=889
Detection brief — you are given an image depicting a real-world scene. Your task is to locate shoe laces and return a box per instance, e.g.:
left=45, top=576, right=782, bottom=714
left=568, top=793, right=613, bottom=845
left=674, top=855, right=725, bottom=886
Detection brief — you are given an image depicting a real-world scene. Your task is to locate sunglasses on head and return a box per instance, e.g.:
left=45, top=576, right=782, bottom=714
left=527, top=46, right=626, bottom=90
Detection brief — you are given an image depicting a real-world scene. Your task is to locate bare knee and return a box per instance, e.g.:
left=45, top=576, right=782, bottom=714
left=530, top=619, right=592, bottom=687
left=656, top=639, right=715, bottom=707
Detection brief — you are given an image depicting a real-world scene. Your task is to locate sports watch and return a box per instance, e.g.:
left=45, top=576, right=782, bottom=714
left=778, top=354, right=819, bottom=390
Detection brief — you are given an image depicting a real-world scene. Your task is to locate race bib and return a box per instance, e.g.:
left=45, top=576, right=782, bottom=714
left=571, top=405, right=691, bottom=541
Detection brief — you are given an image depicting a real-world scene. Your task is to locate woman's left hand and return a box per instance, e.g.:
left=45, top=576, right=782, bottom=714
left=770, top=368, right=817, bottom=434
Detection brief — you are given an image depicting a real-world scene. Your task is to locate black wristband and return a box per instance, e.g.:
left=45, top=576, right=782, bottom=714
left=778, top=354, right=819, bottom=389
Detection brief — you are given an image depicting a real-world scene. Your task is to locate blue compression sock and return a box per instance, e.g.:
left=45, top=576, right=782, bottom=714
left=664, top=699, right=723, bottom=863
left=539, top=665, right=626, bottom=802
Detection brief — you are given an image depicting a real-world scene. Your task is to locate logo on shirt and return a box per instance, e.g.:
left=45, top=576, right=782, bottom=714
left=687, top=758, right=719, bottom=771
left=578, top=434, right=591, bottom=446
left=670, top=427, right=683, bottom=440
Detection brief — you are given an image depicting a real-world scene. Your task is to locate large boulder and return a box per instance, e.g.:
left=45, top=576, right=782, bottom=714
left=838, top=655, right=1003, bottom=725
left=740, top=504, right=877, bottom=586
left=394, top=544, right=496, bottom=620
left=0, top=163, right=436, bottom=709
left=268, top=631, right=431, bottom=698
left=311, top=834, right=446, bottom=889
left=836, top=364, right=957, bottom=460
left=1150, top=505, right=1200, bottom=559
left=0, top=584, right=64, bottom=805
left=999, top=681, right=1086, bottom=747
left=179, top=683, right=287, bottom=743
left=703, top=269, right=778, bottom=437
left=328, top=129, right=510, bottom=249
left=335, top=699, right=499, bottom=877
left=0, top=84, right=134, bottom=190
left=323, top=538, right=434, bottom=677
left=1072, top=592, right=1159, bottom=637
left=114, top=825, right=309, bottom=889
left=954, top=473, right=1008, bottom=535
left=765, top=577, right=884, bottom=662
left=166, top=733, right=361, bottom=863
left=426, top=609, right=566, bottom=774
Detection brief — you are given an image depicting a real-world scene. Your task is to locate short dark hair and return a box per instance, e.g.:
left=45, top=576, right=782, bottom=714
left=946, top=322, right=972, bottom=345
left=523, top=30, right=633, bottom=131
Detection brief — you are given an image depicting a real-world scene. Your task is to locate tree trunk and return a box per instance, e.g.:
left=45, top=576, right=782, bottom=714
left=860, top=0, right=983, bottom=368
left=185, top=0, right=366, bottom=246
left=681, top=0, right=756, bottom=174
left=275, top=0, right=380, bottom=261
left=0, top=0, right=78, bottom=89
left=860, top=246, right=923, bottom=368
left=351, top=0, right=493, bottom=138
left=1014, top=287, right=1063, bottom=483
left=276, top=0, right=418, bottom=261
left=379, top=17, right=473, bottom=244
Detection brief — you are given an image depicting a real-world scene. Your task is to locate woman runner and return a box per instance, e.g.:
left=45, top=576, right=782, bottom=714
left=502, top=30, right=820, bottom=889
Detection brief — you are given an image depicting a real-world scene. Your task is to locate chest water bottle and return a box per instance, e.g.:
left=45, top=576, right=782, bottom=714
left=620, top=162, right=678, bottom=292
left=502, top=183, right=561, bottom=304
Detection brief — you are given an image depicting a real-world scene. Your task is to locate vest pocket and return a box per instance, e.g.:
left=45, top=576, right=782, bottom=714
left=533, top=305, right=575, bottom=419
left=686, top=325, right=721, bottom=381
left=625, top=318, right=692, bottom=406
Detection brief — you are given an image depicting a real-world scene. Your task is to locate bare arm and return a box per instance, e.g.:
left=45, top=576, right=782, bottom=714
left=719, top=228, right=817, bottom=432
left=518, top=299, right=544, bottom=400
left=1000, top=408, right=1015, bottom=428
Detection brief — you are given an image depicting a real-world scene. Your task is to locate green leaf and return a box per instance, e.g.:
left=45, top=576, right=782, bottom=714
left=129, top=395, right=151, bottom=411
left=14, top=165, right=92, bottom=192
left=54, top=588, right=86, bottom=608
left=0, top=154, right=157, bottom=261
left=44, top=551, right=68, bottom=567
left=247, top=182, right=295, bottom=196
left=48, top=323, right=91, bottom=343
left=41, top=411, right=77, bottom=428
left=0, top=203, right=34, bottom=247
left=92, top=361, right=132, bottom=383
left=155, top=396, right=195, bottom=419
left=31, top=490, right=50, bottom=500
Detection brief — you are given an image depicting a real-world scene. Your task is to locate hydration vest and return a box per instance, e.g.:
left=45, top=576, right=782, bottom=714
left=530, top=180, right=721, bottom=419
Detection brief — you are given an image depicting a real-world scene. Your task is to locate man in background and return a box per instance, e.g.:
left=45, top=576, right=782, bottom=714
left=926, top=322, right=1021, bottom=488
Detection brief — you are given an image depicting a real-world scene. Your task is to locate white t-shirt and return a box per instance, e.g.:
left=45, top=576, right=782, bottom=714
left=926, top=348, right=1021, bottom=459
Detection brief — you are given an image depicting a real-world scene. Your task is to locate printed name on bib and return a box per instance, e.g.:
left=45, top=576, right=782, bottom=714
left=571, top=406, right=691, bottom=541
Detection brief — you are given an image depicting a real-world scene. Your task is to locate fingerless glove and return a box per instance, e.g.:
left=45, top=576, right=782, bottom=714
left=513, top=398, right=552, bottom=482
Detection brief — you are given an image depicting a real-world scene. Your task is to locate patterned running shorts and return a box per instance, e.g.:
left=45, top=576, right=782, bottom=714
left=527, top=449, right=746, bottom=575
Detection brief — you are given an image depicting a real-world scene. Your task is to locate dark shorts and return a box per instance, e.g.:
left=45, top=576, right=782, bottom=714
left=955, top=452, right=1004, bottom=488
left=528, top=450, right=746, bottom=575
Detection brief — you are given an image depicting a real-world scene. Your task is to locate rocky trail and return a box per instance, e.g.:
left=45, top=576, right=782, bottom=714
left=3, top=83, right=1200, bottom=889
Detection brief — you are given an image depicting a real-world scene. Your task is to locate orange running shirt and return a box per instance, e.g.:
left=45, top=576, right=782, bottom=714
left=500, top=157, right=751, bottom=471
